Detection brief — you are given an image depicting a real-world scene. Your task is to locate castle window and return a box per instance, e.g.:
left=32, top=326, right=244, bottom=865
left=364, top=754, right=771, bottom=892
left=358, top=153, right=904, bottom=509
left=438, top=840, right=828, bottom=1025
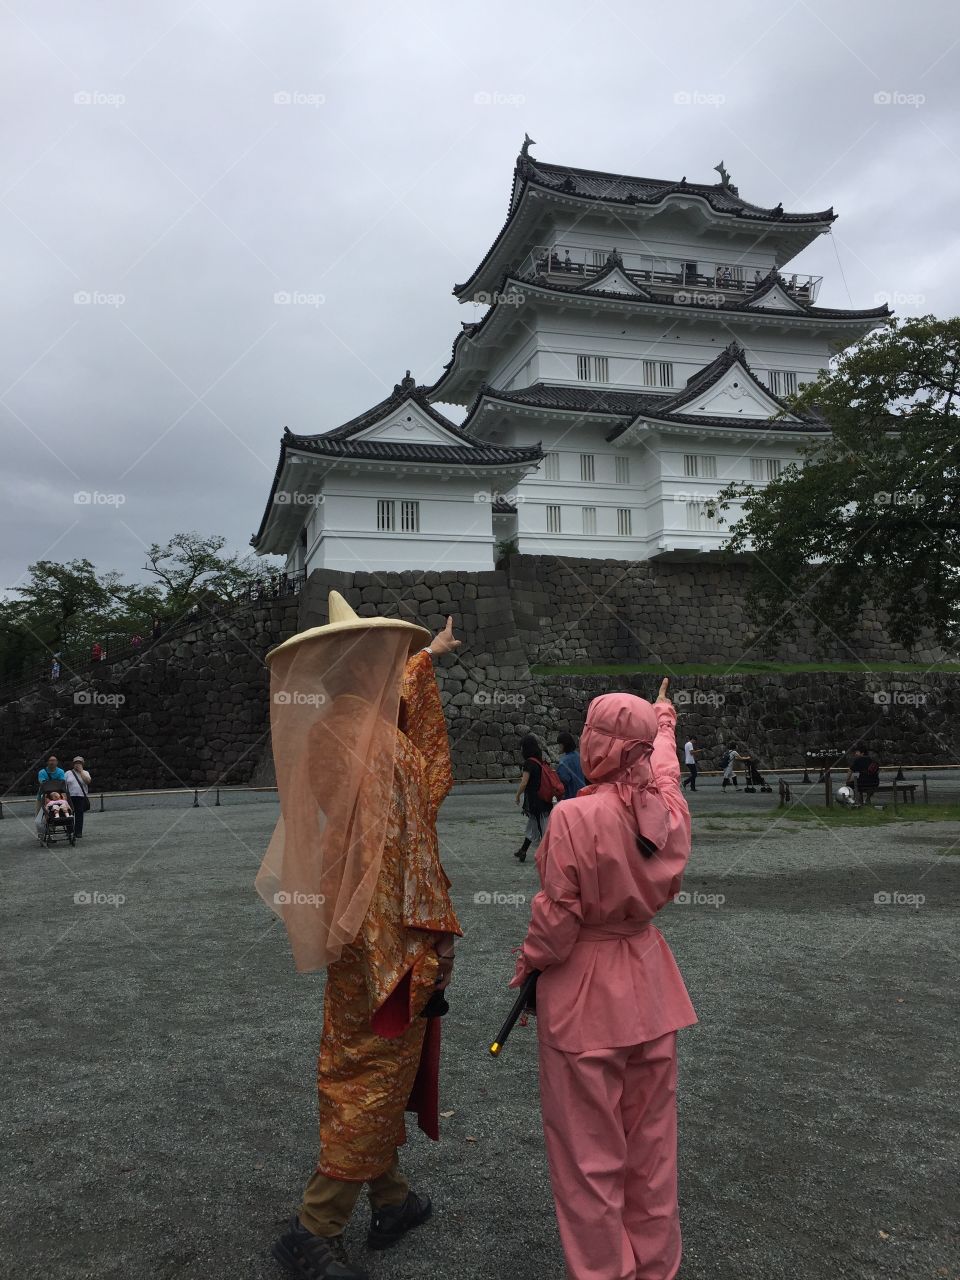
left=543, top=452, right=560, bottom=480
left=751, top=457, right=783, bottom=482
left=616, top=508, right=632, bottom=536
left=377, top=499, right=395, bottom=532
left=686, top=501, right=723, bottom=532
left=576, top=355, right=609, bottom=382
left=615, top=455, right=631, bottom=484
left=546, top=505, right=562, bottom=534
left=768, top=370, right=797, bottom=396
left=580, top=453, right=595, bottom=482
left=591, top=249, right=608, bottom=268
left=582, top=506, right=597, bottom=535
left=683, top=454, right=717, bottom=479
left=401, top=500, right=420, bottom=533
left=642, top=360, right=673, bottom=387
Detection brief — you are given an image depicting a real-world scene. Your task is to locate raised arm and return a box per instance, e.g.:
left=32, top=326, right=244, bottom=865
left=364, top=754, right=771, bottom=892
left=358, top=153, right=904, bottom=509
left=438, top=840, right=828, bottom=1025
left=651, top=679, right=681, bottom=786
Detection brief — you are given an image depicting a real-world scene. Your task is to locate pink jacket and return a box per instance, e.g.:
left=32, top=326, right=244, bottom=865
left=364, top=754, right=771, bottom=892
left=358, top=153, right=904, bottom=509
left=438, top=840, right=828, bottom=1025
left=511, top=700, right=697, bottom=1052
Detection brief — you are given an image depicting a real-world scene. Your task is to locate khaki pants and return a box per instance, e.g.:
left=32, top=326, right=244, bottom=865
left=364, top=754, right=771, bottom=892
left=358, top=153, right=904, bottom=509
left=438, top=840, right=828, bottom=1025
left=299, top=1151, right=409, bottom=1237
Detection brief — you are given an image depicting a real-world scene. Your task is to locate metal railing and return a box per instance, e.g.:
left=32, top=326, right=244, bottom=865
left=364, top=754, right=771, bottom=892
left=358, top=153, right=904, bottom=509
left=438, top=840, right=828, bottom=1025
left=0, top=572, right=306, bottom=706
left=520, top=244, right=822, bottom=303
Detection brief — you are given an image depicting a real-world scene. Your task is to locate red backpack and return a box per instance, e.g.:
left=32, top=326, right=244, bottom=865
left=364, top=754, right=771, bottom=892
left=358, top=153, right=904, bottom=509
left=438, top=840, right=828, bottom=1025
left=534, top=757, right=565, bottom=804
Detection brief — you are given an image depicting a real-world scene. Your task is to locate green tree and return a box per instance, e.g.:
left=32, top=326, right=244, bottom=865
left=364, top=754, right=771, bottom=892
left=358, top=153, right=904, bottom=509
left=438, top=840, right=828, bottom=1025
left=716, top=316, right=960, bottom=650
left=142, top=532, right=262, bottom=620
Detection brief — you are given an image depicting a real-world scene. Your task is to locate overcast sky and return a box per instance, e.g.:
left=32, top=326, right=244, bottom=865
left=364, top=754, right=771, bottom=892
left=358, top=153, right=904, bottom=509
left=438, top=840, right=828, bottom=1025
left=3, top=0, right=958, bottom=592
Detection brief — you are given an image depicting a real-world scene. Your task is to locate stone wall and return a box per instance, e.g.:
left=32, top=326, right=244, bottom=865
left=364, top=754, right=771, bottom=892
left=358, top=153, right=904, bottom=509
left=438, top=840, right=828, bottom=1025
left=505, top=555, right=943, bottom=666
left=1, top=557, right=950, bottom=795
left=0, top=598, right=300, bottom=794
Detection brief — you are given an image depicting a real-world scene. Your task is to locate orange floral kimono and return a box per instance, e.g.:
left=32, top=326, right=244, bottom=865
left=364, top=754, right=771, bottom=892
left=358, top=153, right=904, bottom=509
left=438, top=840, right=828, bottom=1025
left=316, top=651, right=462, bottom=1181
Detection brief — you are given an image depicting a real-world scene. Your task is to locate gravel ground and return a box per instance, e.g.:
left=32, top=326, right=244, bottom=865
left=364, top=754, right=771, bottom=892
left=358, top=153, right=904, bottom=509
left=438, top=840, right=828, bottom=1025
left=2, top=791, right=958, bottom=1280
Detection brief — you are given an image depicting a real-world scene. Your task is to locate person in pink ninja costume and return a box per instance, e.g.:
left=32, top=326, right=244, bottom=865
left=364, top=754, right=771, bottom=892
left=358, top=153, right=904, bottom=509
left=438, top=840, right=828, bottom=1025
left=511, top=678, right=697, bottom=1280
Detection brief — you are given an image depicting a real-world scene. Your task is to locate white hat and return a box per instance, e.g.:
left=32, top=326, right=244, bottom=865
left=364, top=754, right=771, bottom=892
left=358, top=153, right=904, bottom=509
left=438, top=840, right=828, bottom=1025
left=266, top=591, right=430, bottom=665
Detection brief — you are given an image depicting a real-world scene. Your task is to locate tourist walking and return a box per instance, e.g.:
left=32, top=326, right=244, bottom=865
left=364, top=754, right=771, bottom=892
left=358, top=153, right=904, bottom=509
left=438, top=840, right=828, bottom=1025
left=720, top=743, right=741, bottom=789
left=64, top=757, right=92, bottom=838
left=556, top=732, right=586, bottom=799
left=511, top=679, right=697, bottom=1280
left=513, top=735, right=560, bottom=863
left=847, top=746, right=880, bottom=806
left=258, top=594, right=462, bottom=1280
left=682, top=736, right=700, bottom=791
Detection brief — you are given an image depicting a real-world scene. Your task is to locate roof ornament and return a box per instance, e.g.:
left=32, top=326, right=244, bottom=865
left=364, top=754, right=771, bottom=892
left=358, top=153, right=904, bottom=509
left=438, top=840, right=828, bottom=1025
left=520, top=132, right=535, bottom=159
left=606, top=247, right=624, bottom=268
left=713, top=160, right=731, bottom=187
left=394, top=370, right=416, bottom=395
left=770, top=201, right=784, bottom=218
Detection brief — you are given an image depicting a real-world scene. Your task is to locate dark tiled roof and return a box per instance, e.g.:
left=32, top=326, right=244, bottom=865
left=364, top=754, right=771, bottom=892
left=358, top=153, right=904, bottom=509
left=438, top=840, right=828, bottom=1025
left=492, top=496, right=518, bottom=514
left=283, top=432, right=542, bottom=466
left=608, top=411, right=828, bottom=437
left=513, top=156, right=835, bottom=223
left=477, top=382, right=666, bottom=416
left=323, top=373, right=473, bottom=441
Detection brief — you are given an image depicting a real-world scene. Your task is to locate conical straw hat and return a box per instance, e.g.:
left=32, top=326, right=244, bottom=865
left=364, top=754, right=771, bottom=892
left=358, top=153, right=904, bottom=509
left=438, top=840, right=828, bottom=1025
left=266, top=590, right=431, bottom=664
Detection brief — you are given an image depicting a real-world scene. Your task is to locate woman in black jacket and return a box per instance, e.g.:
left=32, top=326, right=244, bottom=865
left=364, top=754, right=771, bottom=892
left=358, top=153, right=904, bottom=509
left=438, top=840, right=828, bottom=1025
left=513, top=734, right=553, bottom=862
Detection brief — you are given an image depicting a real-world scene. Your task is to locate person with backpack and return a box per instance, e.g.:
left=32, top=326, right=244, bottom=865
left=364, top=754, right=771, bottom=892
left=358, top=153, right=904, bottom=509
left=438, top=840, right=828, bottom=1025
left=847, top=747, right=880, bottom=806
left=514, top=734, right=562, bottom=862
left=556, top=731, right=586, bottom=799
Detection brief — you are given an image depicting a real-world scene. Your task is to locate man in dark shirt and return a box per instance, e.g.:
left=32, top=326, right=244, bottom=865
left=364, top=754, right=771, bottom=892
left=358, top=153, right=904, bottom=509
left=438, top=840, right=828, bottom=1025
left=847, top=748, right=879, bottom=805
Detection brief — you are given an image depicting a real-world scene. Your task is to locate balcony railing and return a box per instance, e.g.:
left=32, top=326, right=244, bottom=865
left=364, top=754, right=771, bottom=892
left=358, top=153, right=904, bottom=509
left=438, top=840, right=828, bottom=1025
left=520, top=244, right=822, bottom=304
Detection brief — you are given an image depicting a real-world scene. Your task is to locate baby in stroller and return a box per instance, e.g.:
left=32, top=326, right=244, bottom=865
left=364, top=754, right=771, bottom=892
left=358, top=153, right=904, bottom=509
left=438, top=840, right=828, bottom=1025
left=36, top=781, right=76, bottom=846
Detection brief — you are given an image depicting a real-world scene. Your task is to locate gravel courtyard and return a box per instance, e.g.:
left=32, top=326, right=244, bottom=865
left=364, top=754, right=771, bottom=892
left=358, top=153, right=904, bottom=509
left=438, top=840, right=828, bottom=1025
left=2, top=790, right=958, bottom=1280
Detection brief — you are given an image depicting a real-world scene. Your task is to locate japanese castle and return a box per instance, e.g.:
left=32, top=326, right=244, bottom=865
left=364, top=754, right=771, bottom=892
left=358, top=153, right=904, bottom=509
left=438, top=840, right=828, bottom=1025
left=253, top=140, right=889, bottom=573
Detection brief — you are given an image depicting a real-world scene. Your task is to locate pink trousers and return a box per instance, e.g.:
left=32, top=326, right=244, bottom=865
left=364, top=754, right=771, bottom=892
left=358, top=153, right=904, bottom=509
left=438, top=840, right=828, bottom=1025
left=539, top=1032, right=681, bottom=1280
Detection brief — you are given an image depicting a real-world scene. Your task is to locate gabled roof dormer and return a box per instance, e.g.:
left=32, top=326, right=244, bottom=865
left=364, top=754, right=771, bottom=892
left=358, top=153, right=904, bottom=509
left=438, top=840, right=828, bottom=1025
left=664, top=341, right=797, bottom=419
left=742, top=270, right=808, bottom=314
left=577, top=249, right=652, bottom=299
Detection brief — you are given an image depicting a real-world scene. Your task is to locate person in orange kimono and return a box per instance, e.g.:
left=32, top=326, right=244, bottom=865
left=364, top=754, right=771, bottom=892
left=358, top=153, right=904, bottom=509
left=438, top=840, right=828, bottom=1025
left=511, top=679, right=697, bottom=1280
left=256, top=592, right=463, bottom=1280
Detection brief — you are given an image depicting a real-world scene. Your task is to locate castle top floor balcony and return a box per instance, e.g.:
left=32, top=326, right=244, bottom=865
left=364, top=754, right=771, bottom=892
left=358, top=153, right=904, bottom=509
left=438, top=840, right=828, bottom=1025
left=518, top=243, right=822, bottom=305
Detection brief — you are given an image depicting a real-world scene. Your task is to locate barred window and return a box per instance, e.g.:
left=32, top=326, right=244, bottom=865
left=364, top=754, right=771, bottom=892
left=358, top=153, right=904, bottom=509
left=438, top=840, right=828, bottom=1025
left=577, top=354, right=590, bottom=380
left=750, top=457, right=783, bottom=482
left=377, top=499, right=395, bottom=531
left=543, top=452, right=560, bottom=480
left=642, top=359, right=673, bottom=387
left=686, top=501, right=723, bottom=531
left=582, top=506, right=597, bottom=534
left=616, top=508, right=632, bottom=536
left=400, top=500, right=420, bottom=532
left=615, top=455, right=630, bottom=484
left=683, top=454, right=717, bottom=479
left=546, top=505, right=562, bottom=534
left=580, top=453, right=595, bottom=482
left=768, top=370, right=798, bottom=397
left=642, top=359, right=656, bottom=386
left=659, top=360, right=673, bottom=387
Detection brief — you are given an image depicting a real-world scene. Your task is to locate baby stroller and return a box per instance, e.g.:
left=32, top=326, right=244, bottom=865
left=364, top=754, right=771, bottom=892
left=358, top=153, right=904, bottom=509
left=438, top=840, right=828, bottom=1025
left=36, top=780, right=76, bottom=847
left=743, top=755, right=773, bottom=794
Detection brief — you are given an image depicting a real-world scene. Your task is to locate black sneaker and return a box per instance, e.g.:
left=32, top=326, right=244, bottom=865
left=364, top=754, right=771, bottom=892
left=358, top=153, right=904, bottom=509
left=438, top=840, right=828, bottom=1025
left=367, top=1192, right=432, bottom=1251
left=272, top=1216, right=367, bottom=1279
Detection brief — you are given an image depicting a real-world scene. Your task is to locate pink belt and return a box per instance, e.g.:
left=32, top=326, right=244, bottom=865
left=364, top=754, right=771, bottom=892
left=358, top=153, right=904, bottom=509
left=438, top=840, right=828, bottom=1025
left=578, top=921, right=652, bottom=941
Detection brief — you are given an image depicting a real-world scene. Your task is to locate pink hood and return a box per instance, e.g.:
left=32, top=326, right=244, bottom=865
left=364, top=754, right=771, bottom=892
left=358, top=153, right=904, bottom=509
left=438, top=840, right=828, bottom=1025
left=579, top=692, right=670, bottom=851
